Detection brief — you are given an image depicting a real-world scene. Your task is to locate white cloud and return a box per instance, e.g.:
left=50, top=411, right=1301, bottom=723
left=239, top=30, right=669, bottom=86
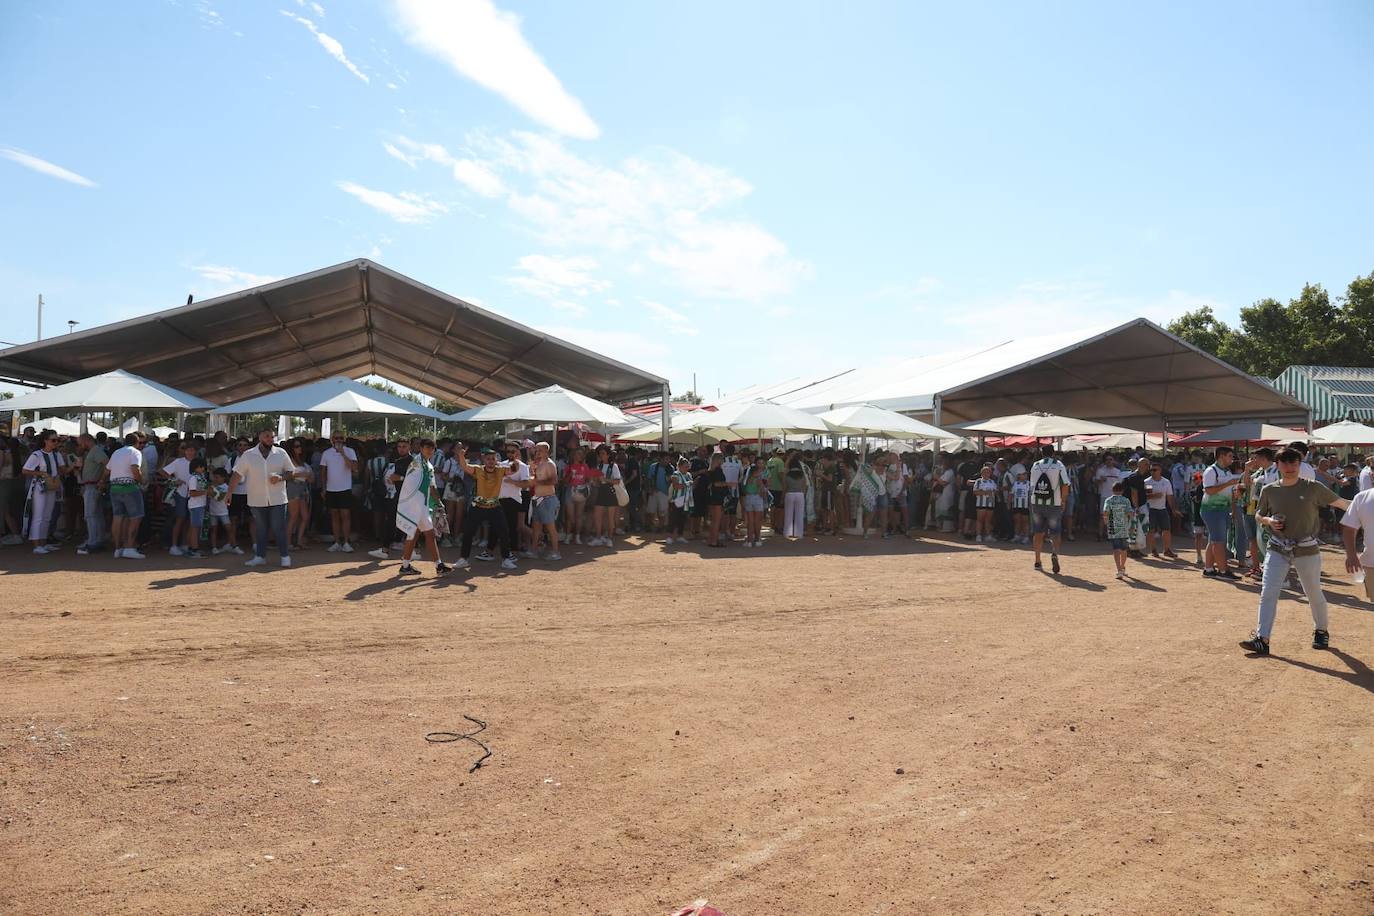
left=508, top=254, right=607, bottom=299
left=454, top=131, right=809, bottom=301
left=548, top=299, right=588, bottom=317
left=642, top=300, right=697, bottom=336
left=336, top=181, right=447, bottom=223
left=383, top=136, right=504, bottom=197
left=0, top=147, right=97, bottom=188
left=536, top=325, right=675, bottom=380
left=189, top=265, right=285, bottom=299
left=281, top=10, right=369, bottom=83
left=389, top=0, right=599, bottom=139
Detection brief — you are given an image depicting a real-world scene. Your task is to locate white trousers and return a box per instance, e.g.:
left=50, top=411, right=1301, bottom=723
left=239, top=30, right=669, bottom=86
left=783, top=492, right=805, bottom=537
left=28, top=490, right=56, bottom=541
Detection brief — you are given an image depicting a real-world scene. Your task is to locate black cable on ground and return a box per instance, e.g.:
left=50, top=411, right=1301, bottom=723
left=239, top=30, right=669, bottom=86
left=424, top=715, right=492, bottom=772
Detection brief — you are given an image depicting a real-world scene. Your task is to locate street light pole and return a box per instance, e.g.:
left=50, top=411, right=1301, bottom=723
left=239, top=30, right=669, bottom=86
left=37, top=294, right=43, bottom=340
left=67, top=320, right=79, bottom=334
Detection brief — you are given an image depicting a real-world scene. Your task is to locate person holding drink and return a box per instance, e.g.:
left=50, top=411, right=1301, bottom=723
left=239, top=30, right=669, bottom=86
left=227, top=428, right=301, bottom=568
left=1239, top=448, right=1351, bottom=655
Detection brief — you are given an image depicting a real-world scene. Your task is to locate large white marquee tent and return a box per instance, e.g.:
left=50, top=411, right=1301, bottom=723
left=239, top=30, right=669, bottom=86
left=717, top=319, right=1309, bottom=431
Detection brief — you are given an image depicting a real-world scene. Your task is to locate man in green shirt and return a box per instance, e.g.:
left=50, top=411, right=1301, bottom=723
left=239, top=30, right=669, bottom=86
left=1240, top=448, right=1351, bottom=655
left=76, top=433, right=108, bottom=555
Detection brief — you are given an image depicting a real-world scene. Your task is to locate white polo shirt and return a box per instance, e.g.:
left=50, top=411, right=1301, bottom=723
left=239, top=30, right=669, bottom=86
left=499, top=460, right=529, bottom=501
left=1341, top=488, right=1374, bottom=566
left=231, top=445, right=294, bottom=507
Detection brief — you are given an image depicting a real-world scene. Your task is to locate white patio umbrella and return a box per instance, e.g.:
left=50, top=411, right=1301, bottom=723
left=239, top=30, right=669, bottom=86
left=1062, top=432, right=1165, bottom=451
left=954, top=411, right=1139, bottom=438
left=708, top=398, right=831, bottom=444
left=615, top=421, right=742, bottom=445
left=1, top=369, right=216, bottom=412
left=446, top=384, right=636, bottom=425
left=446, top=384, right=639, bottom=449
left=1171, top=421, right=1304, bottom=446
left=214, top=376, right=448, bottom=419
left=816, top=403, right=955, bottom=440
left=1310, top=419, right=1374, bottom=445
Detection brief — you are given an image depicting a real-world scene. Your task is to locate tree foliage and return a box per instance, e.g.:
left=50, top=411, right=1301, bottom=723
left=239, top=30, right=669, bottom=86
left=1166, top=270, right=1374, bottom=378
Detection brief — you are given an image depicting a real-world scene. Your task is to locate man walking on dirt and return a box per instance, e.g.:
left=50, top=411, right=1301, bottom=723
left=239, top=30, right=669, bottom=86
left=1028, top=444, right=1070, bottom=574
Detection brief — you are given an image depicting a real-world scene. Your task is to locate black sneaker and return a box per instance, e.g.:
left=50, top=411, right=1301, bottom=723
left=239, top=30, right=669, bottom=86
left=1239, top=634, right=1270, bottom=655
left=1220, top=570, right=1241, bottom=580
left=1312, top=629, right=1330, bottom=650
left=398, top=563, right=420, bottom=576
left=1033, top=559, right=1043, bottom=570
left=436, top=562, right=452, bottom=576
left=1202, top=569, right=1219, bottom=578
left=1050, top=554, right=1061, bottom=574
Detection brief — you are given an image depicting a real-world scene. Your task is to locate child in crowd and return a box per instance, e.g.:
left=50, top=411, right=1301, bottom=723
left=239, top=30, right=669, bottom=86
left=1189, top=471, right=1207, bottom=565
left=207, top=467, right=239, bottom=554
left=666, top=457, right=693, bottom=544
left=739, top=455, right=768, bottom=548
left=1011, top=470, right=1031, bottom=544
left=185, top=457, right=209, bottom=559
left=1102, top=480, right=1134, bottom=580
left=973, top=464, right=998, bottom=543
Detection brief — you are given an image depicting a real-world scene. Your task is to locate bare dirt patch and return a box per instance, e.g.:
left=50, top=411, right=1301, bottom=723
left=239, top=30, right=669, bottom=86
left=2, top=534, right=1372, bottom=915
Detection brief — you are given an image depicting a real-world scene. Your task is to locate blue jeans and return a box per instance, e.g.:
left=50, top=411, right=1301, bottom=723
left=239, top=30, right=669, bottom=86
left=250, top=504, right=289, bottom=559
left=1256, top=549, right=1327, bottom=638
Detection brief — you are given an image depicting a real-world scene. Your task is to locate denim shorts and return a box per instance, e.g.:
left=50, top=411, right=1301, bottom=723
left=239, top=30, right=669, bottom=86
left=189, top=506, right=205, bottom=528
left=1108, top=537, right=1129, bottom=550
left=1200, top=509, right=1230, bottom=544
left=1030, top=505, right=1063, bottom=534
left=110, top=487, right=145, bottom=519
left=173, top=493, right=189, bottom=520
left=743, top=493, right=766, bottom=513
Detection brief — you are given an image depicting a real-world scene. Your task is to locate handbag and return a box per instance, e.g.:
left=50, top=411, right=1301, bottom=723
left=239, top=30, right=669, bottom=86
left=432, top=502, right=450, bottom=537
left=613, top=480, right=629, bottom=508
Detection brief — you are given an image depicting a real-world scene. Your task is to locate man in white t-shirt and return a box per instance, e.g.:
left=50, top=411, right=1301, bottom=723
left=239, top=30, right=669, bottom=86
left=103, top=433, right=147, bottom=559
left=1093, top=455, right=1123, bottom=537
left=1358, top=456, right=1373, bottom=492
left=1341, top=487, right=1374, bottom=603
left=320, top=432, right=358, bottom=552
left=1144, top=461, right=1178, bottom=558
left=499, top=440, right=531, bottom=560
left=1028, top=444, right=1070, bottom=574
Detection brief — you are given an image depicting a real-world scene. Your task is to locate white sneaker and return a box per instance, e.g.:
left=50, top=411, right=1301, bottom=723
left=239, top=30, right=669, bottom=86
left=229, top=546, right=244, bottom=555
left=327, top=542, right=342, bottom=552
left=677, top=537, right=688, bottom=544
left=546, top=552, right=561, bottom=561
left=210, top=546, right=224, bottom=555
left=123, top=548, right=146, bottom=559
left=168, top=546, right=186, bottom=557
left=114, top=548, right=126, bottom=558
left=450, top=557, right=470, bottom=569
left=340, top=542, right=353, bottom=553
left=574, top=534, right=583, bottom=545
left=390, top=541, right=404, bottom=551
left=521, top=550, right=538, bottom=559
left=368, top=547, right=389, bottom=560
left=244, top=556, right=267, bottom=567
left=281, top=556, right=292, bottom=568
left=1, top=534, right=23, bottom=545
left=500, top=557, right=518, bottom=570
left=975, top=535, right=983, bottom=543
left=32, top=547, right=48, bottom=555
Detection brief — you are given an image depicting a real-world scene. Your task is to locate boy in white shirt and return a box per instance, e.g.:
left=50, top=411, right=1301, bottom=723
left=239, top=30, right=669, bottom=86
left=207, top=467, right=240, bottom=554
left=320, top=433, right=358, bottom=552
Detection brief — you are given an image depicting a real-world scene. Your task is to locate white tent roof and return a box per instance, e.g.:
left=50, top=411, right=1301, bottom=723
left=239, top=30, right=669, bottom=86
left=716, top=319, right=1309, bottom=429
left=213, top=376, right=448, bottom=418
left=1062, top=432, right=1166, bottom=451
left=1310, top=419, right=1374, bottom=445
left=816, top=403, right=955, bottom=439
left=2, top=369, right=216, bottom=412
left=446, top=384, right=636, bottom=425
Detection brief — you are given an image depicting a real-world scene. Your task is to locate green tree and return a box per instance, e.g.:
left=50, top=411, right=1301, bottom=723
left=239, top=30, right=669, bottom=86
left=1166, top=306, right=1237, bottom=359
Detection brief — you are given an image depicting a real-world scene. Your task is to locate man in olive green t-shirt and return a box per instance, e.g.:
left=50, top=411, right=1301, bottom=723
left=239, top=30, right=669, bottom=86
left=1240, top=448, right=1350, bottom=655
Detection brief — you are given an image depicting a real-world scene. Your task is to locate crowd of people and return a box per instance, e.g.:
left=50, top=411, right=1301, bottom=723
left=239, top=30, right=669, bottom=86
left=4, top=425, right=1371, bottom=650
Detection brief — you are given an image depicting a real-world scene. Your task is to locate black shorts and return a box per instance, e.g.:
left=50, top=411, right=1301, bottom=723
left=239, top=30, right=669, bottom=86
left=768, top=489, right=783, bottom=507
left=325, top=489, right=353, bottom=510
left=230, top=493, right=249, bottom=518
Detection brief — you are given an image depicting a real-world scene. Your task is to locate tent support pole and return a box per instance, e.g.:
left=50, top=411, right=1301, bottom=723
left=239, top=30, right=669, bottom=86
left=660, top=382, right=670, bottom=452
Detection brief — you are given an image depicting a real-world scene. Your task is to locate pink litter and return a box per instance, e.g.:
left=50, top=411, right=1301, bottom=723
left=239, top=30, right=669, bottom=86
left=670, top=900, right=727, bottom=916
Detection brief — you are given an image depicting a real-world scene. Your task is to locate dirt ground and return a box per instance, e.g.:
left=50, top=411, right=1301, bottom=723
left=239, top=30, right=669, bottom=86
left=2, top=531, right=1372, bottom=916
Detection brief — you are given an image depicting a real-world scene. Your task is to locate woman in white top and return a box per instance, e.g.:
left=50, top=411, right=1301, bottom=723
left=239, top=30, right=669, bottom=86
left=22, top=431, right=70, bottom=552
left=589, top=444, right=621, bottom=547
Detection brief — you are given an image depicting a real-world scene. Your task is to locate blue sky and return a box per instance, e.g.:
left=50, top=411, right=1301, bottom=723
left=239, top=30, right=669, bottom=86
left=2, top=0, right=1372, bottom=401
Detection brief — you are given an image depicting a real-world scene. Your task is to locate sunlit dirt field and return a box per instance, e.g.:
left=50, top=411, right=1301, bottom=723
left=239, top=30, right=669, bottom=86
left=3, top=532, right=1372, bottom=915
